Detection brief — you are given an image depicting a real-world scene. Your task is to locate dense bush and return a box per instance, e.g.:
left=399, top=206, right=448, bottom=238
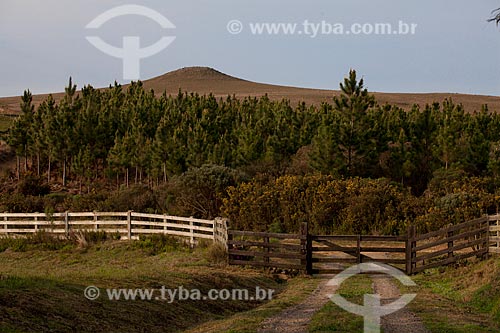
left=16, top=174, right=50, bottom=196
left=222, top=175, right=411, bottom=235
left=223, top=174, right=496, bottom=235
left=169, top=164, right=246, bottom=219
left=98, top=185, right=158, bottom=213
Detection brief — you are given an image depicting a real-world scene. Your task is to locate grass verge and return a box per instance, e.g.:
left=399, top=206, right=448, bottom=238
left=405, top=257, right=500, bottom=332
left=183, top=276, right=320, bottom=333
left=0, top=235, right=285, bottom=333
left=308, top=275, right=372, bottom=332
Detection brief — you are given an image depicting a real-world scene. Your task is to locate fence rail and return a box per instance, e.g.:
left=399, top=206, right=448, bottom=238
left=3, top=210, right=500, bottom=275
left=227, top=223, right=308, bottom=271
left=310, top=235, right=407, bottom=275
left=227, top=215, right=500, bottom=275
left=489, top=214, right=500, bottom=254
left=0, top=211, right=226, bottom=245
left=407, top=216, right=490, bottom=274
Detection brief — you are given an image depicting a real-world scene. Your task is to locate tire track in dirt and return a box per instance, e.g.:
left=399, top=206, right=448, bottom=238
left=371, top=275, right=429, bottom=333
left=258, top=279, right=337, bottom=333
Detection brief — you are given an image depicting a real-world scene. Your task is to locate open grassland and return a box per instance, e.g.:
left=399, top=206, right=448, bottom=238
left=0, top=234, right=304, bottom=333
left=0, top=115, right=14, bottom=132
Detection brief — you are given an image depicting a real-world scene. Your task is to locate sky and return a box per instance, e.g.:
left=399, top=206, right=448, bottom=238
left=0, top=0, right=499, bottom=97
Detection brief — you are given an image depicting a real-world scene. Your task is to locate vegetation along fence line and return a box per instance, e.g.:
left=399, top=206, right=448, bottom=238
left=228, top=215, right=500, bottom=275
left=2, top=212, right=500, bottom=275
left=0, top=211, right=229, bottom=246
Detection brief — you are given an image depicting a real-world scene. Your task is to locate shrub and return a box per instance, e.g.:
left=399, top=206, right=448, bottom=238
left=222, top=175, right=411, bottom=235
left=205, top=243, right=227, bottom=265
left=17, top=174, right=50, bottom=196
left=0, top=232, right=71, bottom=252
left=98, top=185, right=158, bottom=212
left=0, top=193, right=45, bottom=212
left=169, top=164, right=247, bottom=219
left=134, top=234, right=187, bottom=255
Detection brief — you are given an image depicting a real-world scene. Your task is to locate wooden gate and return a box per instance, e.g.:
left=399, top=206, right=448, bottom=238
left=309, top=235, right=407, bottom=275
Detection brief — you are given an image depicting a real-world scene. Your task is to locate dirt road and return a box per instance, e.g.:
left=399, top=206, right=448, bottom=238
left=258, top=275, right=428, bottom=333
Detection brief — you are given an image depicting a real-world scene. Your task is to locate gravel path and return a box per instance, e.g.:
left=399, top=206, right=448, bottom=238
left=371, top=275, right=429, bottom=333
left=258, top=279, right=337, bottom=333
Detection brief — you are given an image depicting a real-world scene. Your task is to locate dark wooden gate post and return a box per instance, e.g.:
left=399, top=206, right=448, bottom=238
left=356, top=235, right=361, bottom=263
left=263, top=236, right=270, bottom=263
left=301, top=222, right=312, bottom=275
left=405, top=225, right=416, bottom=275
left=447, top=223, right=454, bottom=259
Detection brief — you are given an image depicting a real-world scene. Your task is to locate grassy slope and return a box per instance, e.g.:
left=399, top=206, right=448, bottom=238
left=407, top=257, right=500, bottom=332
left=1, top=67, right=499, bottom=114
left=185, top=277, right=320, bottom=333
left=305, top=258, right=500, bottom=333
left=2, top=236, right=500, bottom=332
left=0, top=115, right=14, bottom=132
left=0, top=240, right=287, bottom=333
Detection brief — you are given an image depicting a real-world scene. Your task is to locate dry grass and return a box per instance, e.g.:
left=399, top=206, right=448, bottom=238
left=0, top=240, right=285, bottom=333
left=1, top=67, right=499, bottom=114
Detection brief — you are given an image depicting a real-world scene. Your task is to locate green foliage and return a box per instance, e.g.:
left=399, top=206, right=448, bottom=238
left=170, top=164, right=246, bottom=219
left=0, top=232, right=71, bottom=252
left=223, top=175, right=412, bottom=235
left=5, top=70, right=500, bottom=234
left=98, top=184, right=158, bottom=212
left=0, top=193, right=45, bottom=213
left=134, top=234, right=187, bottom=255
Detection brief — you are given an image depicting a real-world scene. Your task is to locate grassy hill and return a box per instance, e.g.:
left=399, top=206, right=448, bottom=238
left=0, top=235, right=300, bottom=333
left=1, top=67, right=499, bottom=114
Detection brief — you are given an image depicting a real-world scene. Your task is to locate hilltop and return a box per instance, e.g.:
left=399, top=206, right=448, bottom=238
left=1, top=66, right=499, bottom=113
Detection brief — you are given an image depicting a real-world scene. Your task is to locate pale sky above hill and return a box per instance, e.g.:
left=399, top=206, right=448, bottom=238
left=0, top=0, right=499, bottom=97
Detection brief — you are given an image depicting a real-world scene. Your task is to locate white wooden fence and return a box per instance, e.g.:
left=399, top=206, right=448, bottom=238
left=0, top=211, right=229, bottom=246
left=2, top=210, right=497, bottom=254
left=489, top=214, right=500, bottom=254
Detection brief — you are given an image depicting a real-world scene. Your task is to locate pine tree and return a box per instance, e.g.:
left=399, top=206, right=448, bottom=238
left=333, top=69, right=375, bottom=176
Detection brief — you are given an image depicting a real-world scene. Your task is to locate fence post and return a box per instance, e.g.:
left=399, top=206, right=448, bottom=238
left=405, top=225, right=416, bottom=275
left=213, top=217, right=218, bottom=242
left=301, top=222, right=312, bottom=275
left=163, top=214, right=168, bottom=234
left=494, top=215, right=499, bottom=255
left=447, top=224, right=454, bottom=259
left=34, top=214, right=38, bottom=232
left=189, top=217, right=194, bottom=247
left=4, top=214, right=8, bottom=235
left=94, top=211, right=98, bottom=231
left=223, top=219, right=229, bottom=252
left=127, top=210, right=132, bottom=240
left=64, top=211, right=69, bottom=237
left=357, top=235, right=362, bottom=263
left=484, top=215, right=490, bottom=258
left=227, top=226, right=233, bottom=264
left=264, top=236, right=270, bottom=264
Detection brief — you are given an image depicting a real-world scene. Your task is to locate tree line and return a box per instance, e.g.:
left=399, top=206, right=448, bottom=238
left=7, top=70, right=500, bottom=195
